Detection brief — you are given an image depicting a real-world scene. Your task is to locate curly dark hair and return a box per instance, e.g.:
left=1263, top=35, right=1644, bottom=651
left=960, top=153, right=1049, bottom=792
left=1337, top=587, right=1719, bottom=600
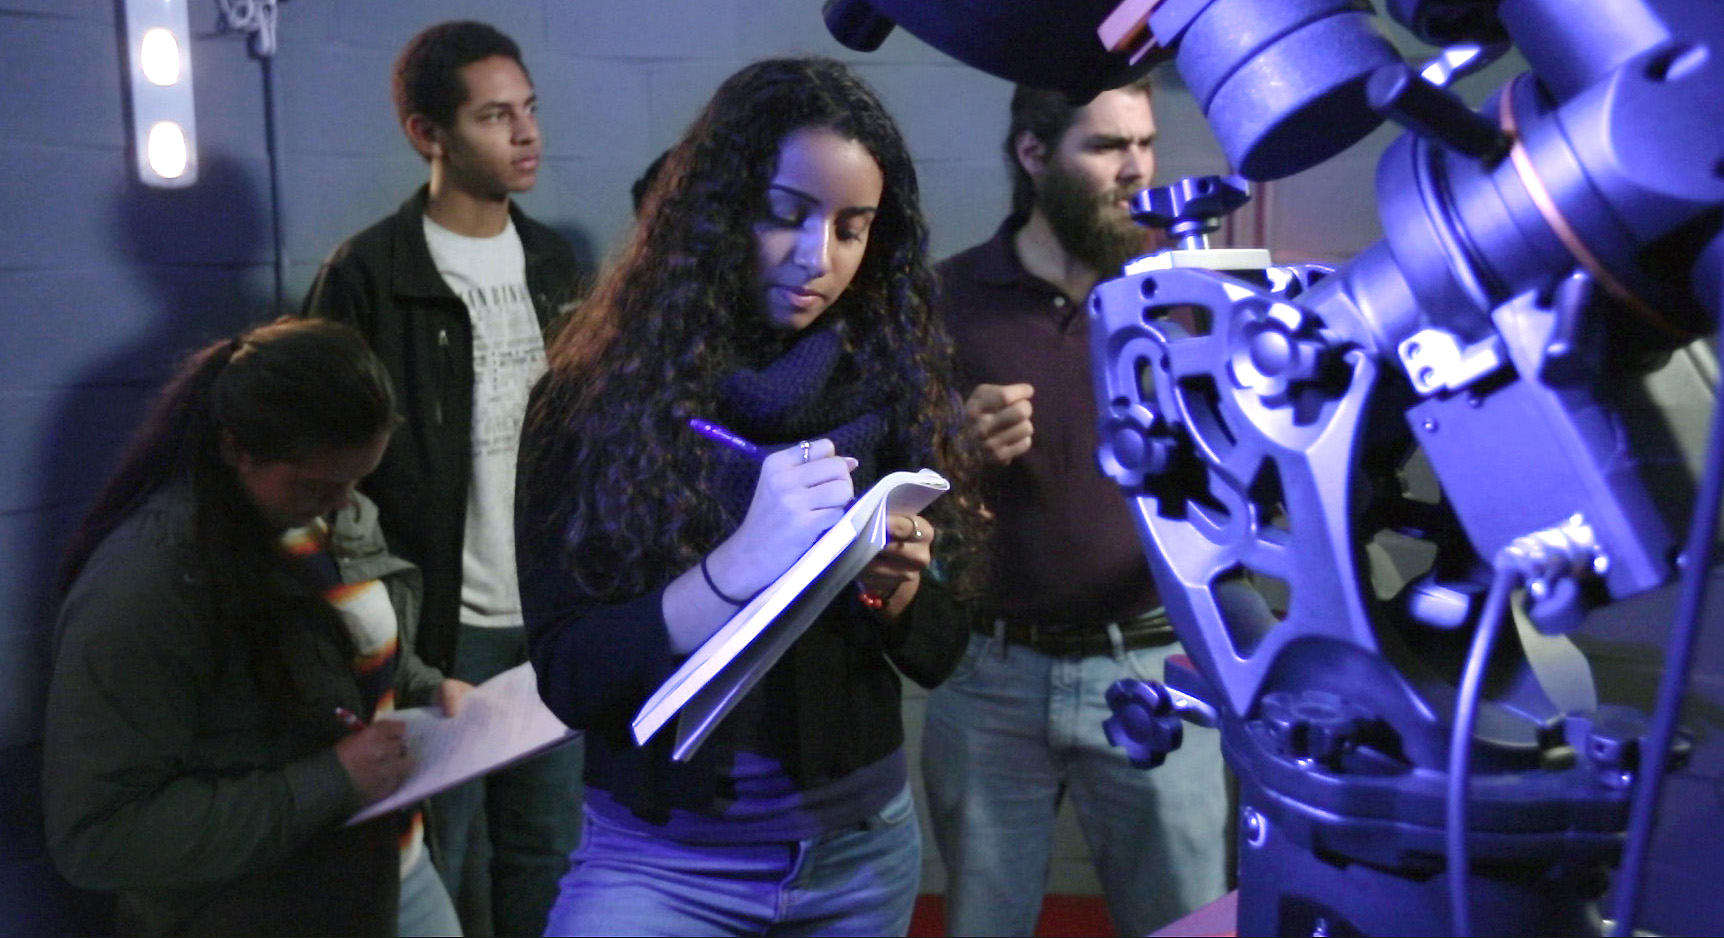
left=524, top=56, right=986, bottom=600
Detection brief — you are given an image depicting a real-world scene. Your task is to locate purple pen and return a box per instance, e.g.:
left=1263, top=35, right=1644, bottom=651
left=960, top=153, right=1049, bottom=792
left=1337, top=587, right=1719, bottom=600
left=688, top=418, right=763, bottom=460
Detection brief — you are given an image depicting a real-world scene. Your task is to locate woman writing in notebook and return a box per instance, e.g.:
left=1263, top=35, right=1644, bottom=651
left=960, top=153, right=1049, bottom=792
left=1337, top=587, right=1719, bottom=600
left=516, top=57, right=984, bottom=935
left=44, top=319, right=466, bottom=936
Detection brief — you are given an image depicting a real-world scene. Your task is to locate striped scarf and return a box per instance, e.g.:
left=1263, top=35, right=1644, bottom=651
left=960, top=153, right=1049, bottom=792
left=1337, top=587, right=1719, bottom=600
left=280, top=519, right=425, bottom=874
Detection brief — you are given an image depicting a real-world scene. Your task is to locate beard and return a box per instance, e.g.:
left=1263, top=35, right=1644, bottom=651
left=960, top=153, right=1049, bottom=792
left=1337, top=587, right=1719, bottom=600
left=1037, top=160, right=1151, bottom=278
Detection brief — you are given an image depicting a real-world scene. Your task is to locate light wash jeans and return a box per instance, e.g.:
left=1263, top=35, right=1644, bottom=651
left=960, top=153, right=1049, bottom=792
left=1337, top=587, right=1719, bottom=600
left=922, top=626, right=1230, bottom=937
left=543, top=783, right=921, bottom=937
left=399, top=846, right=463, bottom=937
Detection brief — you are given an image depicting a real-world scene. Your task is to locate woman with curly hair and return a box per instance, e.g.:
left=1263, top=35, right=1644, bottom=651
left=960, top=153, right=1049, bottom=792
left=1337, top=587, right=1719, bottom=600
left=516, top=57, right=985, bottom=936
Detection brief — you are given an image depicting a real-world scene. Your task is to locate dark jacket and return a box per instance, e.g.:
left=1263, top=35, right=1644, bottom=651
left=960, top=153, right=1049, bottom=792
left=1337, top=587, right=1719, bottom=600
left=301, top=187, right=582, bottom=671
left=43, top=487, right=437, bottom=936
left=516, top=383, right=970, bottom=821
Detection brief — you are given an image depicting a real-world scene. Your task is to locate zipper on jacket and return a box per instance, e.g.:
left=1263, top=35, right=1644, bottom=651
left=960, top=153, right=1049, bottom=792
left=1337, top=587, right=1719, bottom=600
left=434, top=328, right=450, bottom=426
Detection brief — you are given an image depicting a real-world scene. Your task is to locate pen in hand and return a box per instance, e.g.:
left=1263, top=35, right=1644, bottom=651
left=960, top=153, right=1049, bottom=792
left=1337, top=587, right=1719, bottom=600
left=688, top=418, right=763, bottom=460
left=690, top=418, right=885, bottom=607
left=332, top=707, right=411, bottom=804
left=335, top=707, right=367, bottom=734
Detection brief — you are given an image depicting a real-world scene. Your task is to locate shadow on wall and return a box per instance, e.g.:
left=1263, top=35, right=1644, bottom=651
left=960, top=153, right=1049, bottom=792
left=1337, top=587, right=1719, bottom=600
left=3, top=152, right=277, bottom=938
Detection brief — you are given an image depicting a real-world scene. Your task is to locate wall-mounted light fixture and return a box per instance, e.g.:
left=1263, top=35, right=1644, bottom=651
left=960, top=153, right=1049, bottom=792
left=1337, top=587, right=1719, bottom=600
left=122, top=0, right=199, bottom=188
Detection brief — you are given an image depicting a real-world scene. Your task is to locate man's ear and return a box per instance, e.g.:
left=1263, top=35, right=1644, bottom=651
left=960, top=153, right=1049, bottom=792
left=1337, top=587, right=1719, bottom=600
left=404, top=114, right=444, bottom=161
left=1013, top=130, right=1049, bottom=178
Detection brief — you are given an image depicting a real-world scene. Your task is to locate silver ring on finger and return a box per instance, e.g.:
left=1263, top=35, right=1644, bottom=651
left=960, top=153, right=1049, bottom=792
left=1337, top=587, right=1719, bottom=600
left=799, top=440, right=812, bottom=463
left=910, top=518, right=924, bottom=542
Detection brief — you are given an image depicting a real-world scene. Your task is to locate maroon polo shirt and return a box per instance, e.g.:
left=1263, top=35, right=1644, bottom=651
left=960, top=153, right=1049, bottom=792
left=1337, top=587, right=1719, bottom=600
left=936, top=219, right=1161, bottom=627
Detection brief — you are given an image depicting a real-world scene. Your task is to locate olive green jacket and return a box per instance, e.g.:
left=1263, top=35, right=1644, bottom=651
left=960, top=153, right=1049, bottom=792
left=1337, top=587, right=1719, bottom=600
left=44, top=484, right=439, bottom=936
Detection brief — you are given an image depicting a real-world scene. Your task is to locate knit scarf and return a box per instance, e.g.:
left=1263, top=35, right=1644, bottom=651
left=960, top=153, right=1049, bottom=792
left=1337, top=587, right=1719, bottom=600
left=705, top=326, right=893, bottom=527
left=279, top=520, right=425, bottom=874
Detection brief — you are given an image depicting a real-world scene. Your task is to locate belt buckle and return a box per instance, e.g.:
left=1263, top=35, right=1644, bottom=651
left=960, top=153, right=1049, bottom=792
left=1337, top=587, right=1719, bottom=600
left=1043, top=624, right=1084, bottom=658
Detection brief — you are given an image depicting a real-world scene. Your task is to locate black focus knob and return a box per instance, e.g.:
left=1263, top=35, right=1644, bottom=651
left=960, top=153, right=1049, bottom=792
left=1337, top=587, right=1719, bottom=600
left=1104, top=679, right=1186, bottom=769
left=1259, top=690, right=1371, bottom=767
left=1130, top=175, right=1252, bottom=250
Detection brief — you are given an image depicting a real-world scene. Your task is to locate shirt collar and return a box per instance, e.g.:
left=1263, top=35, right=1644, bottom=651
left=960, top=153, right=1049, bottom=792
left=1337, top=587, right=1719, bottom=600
left=967, top=214, right=1055, bottom=293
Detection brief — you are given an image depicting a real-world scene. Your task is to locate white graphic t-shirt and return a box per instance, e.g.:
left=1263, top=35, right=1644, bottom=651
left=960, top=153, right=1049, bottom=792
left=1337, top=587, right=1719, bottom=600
left=424, top=216, right=546, bottom=628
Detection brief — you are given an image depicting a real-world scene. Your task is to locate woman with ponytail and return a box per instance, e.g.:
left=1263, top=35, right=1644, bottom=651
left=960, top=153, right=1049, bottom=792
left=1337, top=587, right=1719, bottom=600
left=45, top=318, right=464, bottom=936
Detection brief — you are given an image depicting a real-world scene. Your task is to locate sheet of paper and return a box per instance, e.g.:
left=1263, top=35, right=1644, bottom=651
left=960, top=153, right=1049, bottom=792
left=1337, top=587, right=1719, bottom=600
left=347, top=661, right=578, bottom=824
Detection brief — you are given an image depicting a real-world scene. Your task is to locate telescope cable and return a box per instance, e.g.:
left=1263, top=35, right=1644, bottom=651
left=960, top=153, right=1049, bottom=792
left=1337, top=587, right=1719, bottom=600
left=1445, top=560, right=1520, bottom=938
left=1609, top=360, right=1724, bottom=936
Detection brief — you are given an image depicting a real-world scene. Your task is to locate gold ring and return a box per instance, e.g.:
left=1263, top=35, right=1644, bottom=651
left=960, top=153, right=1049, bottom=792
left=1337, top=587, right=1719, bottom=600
left=799, top=440, right=812, bottom=463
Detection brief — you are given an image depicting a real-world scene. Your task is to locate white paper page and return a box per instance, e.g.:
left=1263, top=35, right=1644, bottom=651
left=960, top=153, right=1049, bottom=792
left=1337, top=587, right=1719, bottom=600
left=668, top=477, right=950, bottom=759
left=348, top=661, right=578, bottom=824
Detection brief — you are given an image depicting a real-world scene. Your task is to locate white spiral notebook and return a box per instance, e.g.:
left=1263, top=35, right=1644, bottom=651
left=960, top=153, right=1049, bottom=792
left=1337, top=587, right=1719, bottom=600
left=630, top=468, right=950, bottom=761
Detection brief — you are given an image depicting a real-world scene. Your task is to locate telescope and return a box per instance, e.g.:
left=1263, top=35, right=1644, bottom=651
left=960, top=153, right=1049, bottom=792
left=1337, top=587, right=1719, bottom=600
left=828, top=1, right=1724, bottom=934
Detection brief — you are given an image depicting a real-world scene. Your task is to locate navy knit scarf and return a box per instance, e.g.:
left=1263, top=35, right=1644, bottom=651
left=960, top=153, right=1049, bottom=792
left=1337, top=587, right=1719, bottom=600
left=706, top=326, right=892, bottom=527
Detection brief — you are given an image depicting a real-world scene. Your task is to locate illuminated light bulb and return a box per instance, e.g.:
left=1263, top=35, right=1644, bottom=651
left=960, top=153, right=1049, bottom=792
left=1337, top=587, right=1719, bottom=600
left=147, top=121, right=189, bottom=179
left=123, top=0, right=196, bottom=187
left=140, top=27, right=183, bottom=86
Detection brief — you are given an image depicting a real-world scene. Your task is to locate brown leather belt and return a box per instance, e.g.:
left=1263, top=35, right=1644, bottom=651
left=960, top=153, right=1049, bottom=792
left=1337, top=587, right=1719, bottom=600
left=974, top=611, right=1177, bottom=658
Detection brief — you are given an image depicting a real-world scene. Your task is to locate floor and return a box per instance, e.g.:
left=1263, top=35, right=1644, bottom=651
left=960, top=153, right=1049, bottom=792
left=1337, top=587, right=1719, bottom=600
left=908, top=894, right=1115, bottom=938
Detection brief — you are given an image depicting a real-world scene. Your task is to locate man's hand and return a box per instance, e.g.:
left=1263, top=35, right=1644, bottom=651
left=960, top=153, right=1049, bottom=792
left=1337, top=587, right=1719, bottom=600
left=965, top=383, right=1035, bottom=464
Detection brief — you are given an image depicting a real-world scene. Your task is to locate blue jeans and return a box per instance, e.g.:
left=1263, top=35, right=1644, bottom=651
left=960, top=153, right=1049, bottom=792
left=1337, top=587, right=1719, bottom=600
left=398, top=847, right=462, bottom=937
left=431, top=624, right=584, bottom=937
left=544, top=784, right=921, bottom=937
left=922, top=627, right=1229, bottom=937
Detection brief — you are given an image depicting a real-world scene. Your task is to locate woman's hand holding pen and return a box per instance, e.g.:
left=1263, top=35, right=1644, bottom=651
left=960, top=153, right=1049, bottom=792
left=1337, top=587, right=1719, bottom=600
left=666, top=427, right=860, bottom=653
left=334, top=716, right=414, bottom=804
left=720, top=438, right=858, bottom=596
left=857, top=513, right=935, bottom=617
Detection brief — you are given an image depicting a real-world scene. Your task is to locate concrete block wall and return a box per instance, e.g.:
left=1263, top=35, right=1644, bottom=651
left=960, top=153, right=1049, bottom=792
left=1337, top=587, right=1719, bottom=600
left=0, top=1, right=1541, bottom=933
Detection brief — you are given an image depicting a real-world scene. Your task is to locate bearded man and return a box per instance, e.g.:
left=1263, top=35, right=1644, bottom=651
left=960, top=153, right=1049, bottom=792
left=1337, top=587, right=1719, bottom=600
left=921, top=79, right=1230, bottom=937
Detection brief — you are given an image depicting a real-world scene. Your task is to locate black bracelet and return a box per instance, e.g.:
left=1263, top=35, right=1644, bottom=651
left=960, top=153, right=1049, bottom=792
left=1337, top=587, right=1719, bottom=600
left=700, top=554, right=753, bottom=606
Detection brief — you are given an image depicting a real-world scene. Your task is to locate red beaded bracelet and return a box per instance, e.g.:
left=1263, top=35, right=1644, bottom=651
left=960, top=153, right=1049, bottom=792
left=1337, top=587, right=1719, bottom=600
left=855, top=578, right=893, bottom=609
